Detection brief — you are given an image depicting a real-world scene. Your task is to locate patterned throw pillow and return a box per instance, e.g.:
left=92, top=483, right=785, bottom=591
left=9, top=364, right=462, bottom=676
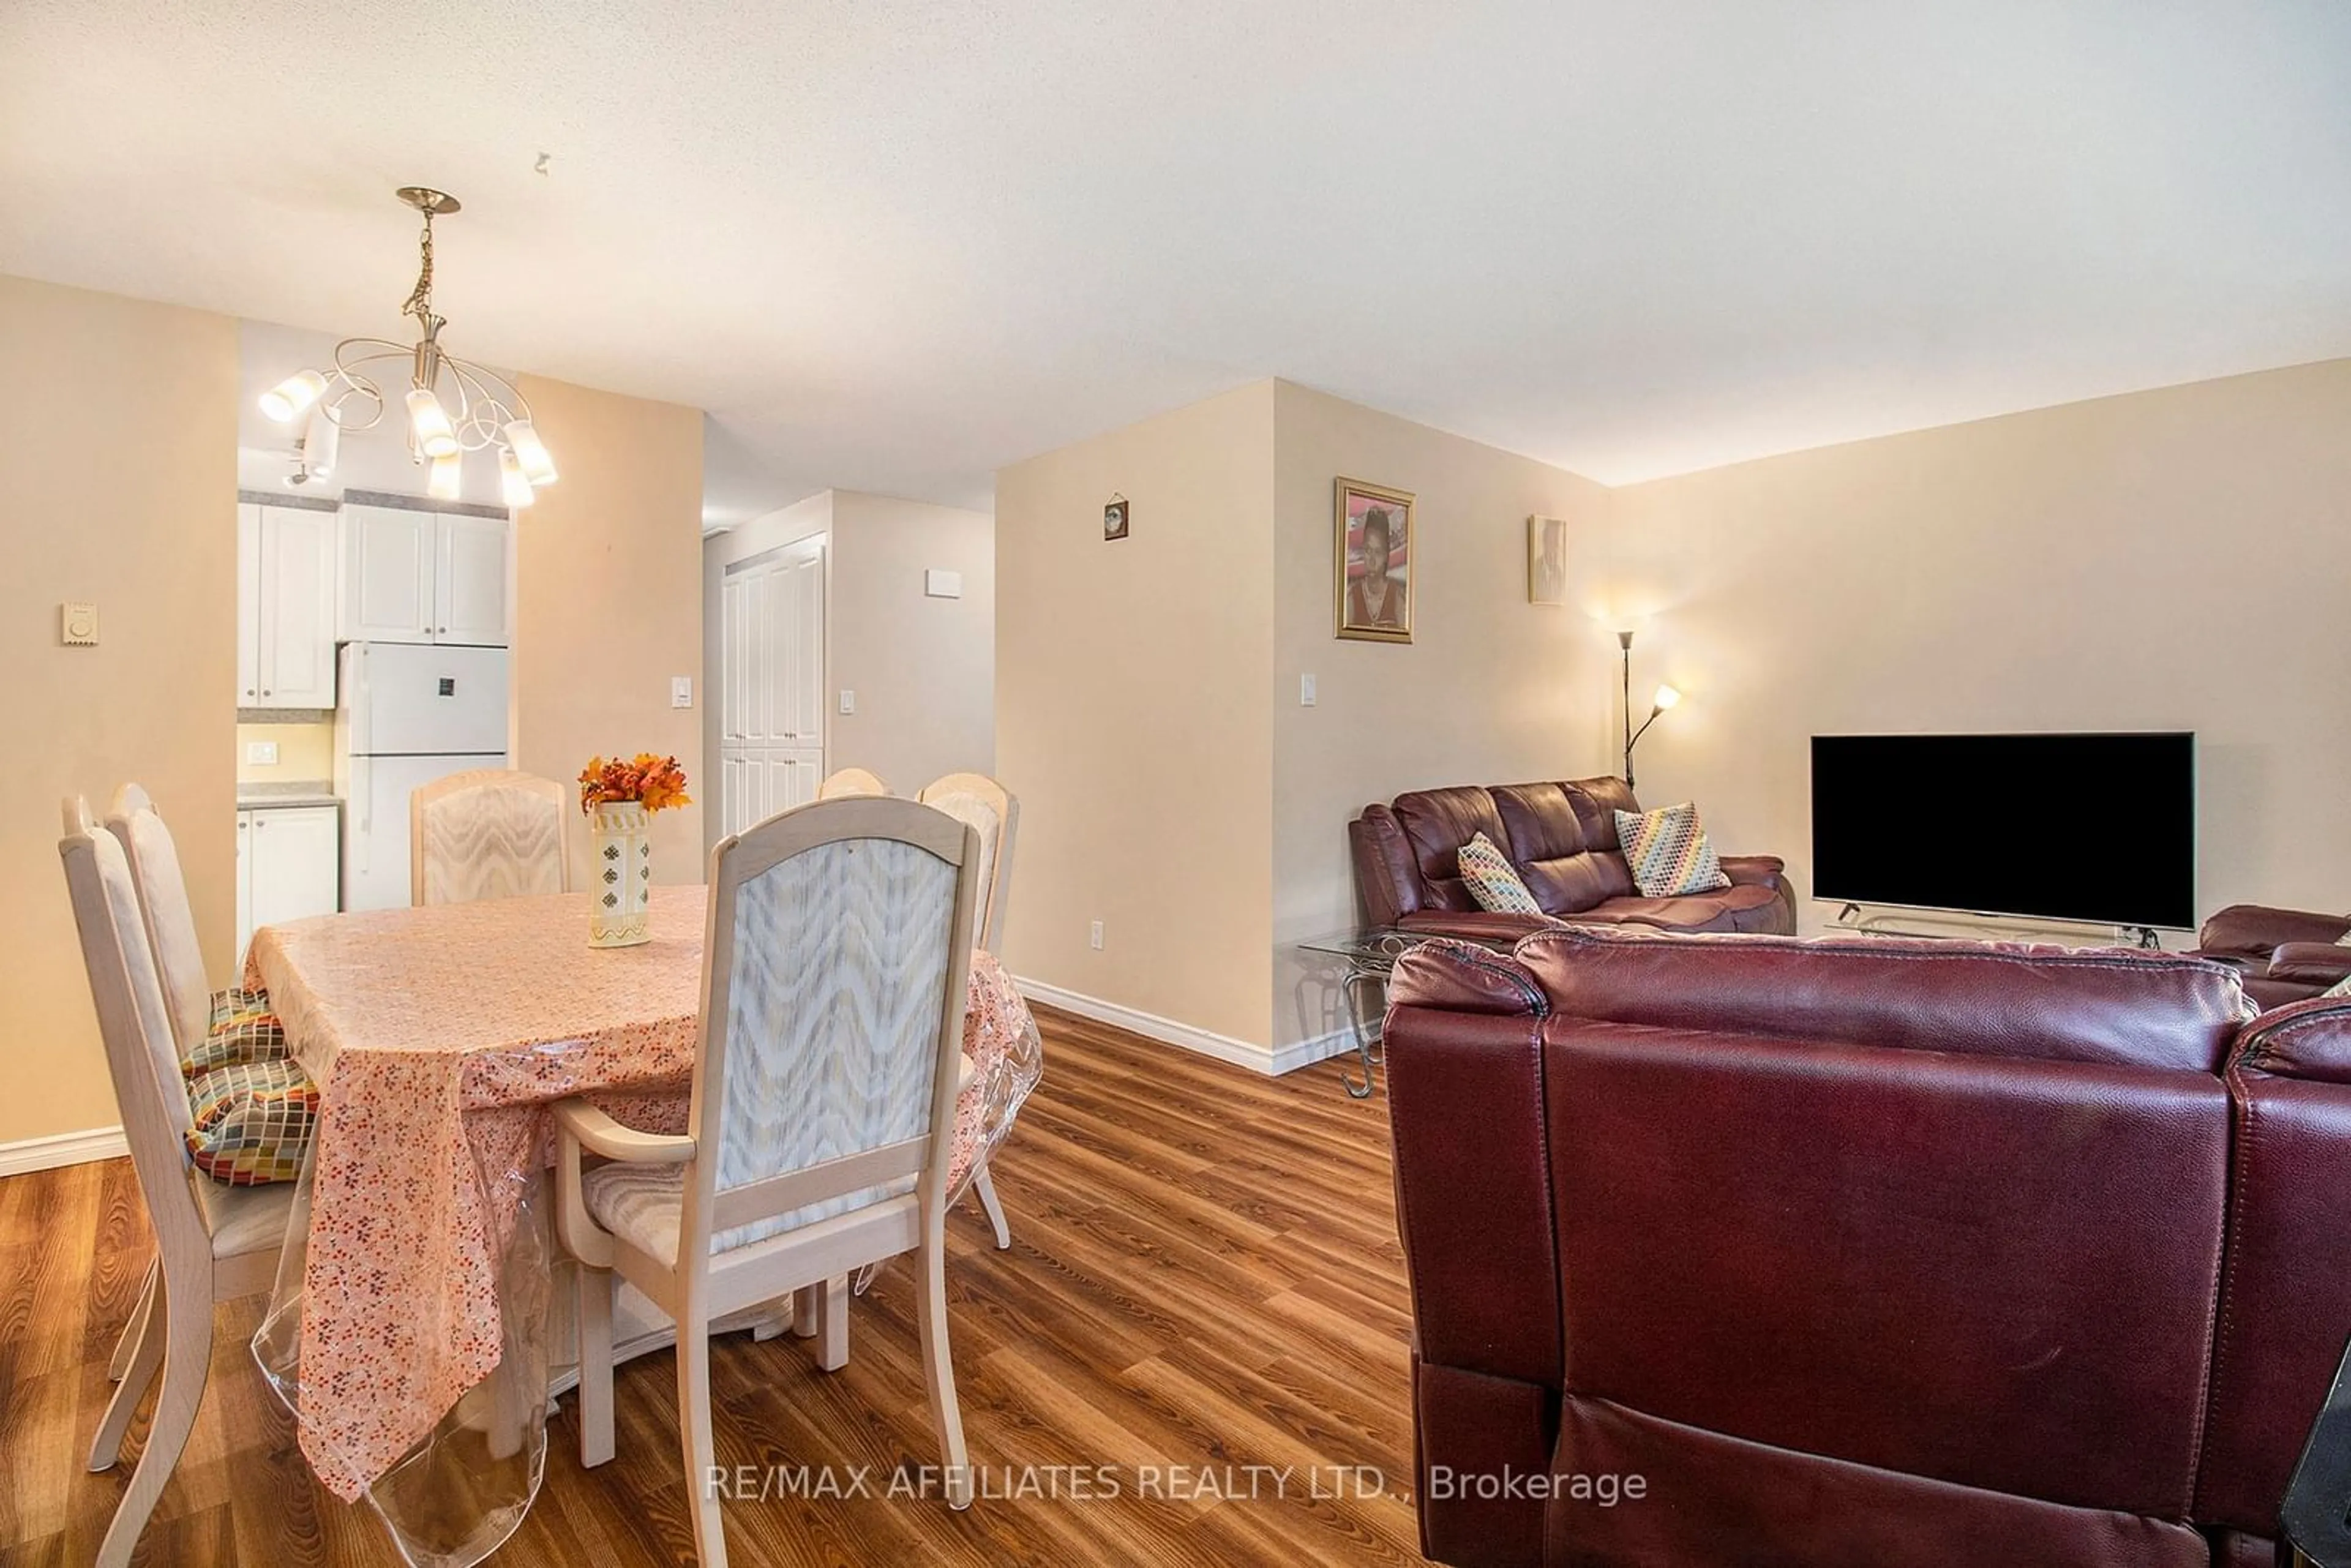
left=1458, top=831, right=1543, bottom=915
left=2327, top=973, right=2351, bottom=999
left=182, top=986, right=290, bottom=1076
left=2336, top=929, right=2351, bottom=947
left=185, top=1057, right=319, bottom=1185
left=1615, top=803, right=1733, bottom=898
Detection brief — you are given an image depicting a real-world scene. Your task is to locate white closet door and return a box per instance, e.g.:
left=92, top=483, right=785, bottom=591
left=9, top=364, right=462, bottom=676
left=719, top=536, right=826, bottom=836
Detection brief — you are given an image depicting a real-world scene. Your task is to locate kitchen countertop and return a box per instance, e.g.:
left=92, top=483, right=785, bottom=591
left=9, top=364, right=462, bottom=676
left=237, top=780, right=342, bottom=809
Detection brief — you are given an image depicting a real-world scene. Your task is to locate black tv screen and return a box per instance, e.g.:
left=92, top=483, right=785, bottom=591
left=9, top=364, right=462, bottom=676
left=1810, top=733, right=2195, bottom=930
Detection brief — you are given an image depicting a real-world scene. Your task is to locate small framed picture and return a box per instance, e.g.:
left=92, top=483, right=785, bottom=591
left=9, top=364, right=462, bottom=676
left=1104, top=497, right=1130, bottom=541
left=1335, top=478, right=1414, bottom=643
left=1528, top=515, right=1569, bottom=605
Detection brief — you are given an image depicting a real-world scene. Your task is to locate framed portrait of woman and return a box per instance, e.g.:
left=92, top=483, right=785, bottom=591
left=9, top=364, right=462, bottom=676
left=1334, top=478, right=1414, bottom=643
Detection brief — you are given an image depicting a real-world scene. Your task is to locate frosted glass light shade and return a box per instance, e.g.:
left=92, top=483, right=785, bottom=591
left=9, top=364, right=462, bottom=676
left=260, top=370, right=327, bottom=423
left=405, top=388, right=459, bottom=459
left=427, top=450, right=463, bottom=500
left=503, top=419, right=558, bottom=486
left=499, top=447, right=535, bottom=508
left=1652, top=684, right=1682, bottom=713
left=303, top=404, right=340, bottom=478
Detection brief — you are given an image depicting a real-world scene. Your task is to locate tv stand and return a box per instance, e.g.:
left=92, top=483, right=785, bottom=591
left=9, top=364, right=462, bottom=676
left=1832, top=904, right=2166, bottom=950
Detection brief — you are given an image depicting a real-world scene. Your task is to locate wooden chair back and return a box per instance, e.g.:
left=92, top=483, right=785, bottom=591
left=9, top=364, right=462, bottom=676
left=916, top=773, right=1019, bottom=953
left=681, top=796, right=979, bottom=1261
left=816, top=767, right=891, bottom=800
left=410, top=769, right=570, bottom=906
left=59, top=798, right=203, bottom=1232
left=102, top=784, right=212, bottom=1056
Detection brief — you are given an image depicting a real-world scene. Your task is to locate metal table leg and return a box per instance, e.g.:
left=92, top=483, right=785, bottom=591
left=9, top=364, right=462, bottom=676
left=1337, top=962, right=1387, bottom=1098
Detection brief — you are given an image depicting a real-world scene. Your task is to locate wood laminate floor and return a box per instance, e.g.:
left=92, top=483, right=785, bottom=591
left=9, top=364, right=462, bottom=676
left=0, top=1008, right=1421, bottom=1566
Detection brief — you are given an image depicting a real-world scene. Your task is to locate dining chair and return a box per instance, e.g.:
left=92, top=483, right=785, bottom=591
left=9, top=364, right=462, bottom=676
left=58, top=798, right=294, bottom=1568
left=103, top=784, right=224, bottom=1060
left=102, top=782, right=265, bottom=1402
left=916, top=771, right=1022, bottom=1248
left=411, top=768, right=571, bottom=905
left=555, top=796, right=983, bottom=1564
left=816, top=766, right=891, bottom=800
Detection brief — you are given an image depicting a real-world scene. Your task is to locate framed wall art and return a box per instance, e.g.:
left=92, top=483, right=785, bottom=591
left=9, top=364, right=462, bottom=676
left=1335, top=478, right=1414, bottom=643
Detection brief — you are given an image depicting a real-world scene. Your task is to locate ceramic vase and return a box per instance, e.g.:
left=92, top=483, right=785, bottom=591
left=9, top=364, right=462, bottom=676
left=588, top=801, right=653, bottom=948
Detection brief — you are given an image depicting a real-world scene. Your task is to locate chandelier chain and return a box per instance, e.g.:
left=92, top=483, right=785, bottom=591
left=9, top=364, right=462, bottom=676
left=402, top=209, right=437, bottom=328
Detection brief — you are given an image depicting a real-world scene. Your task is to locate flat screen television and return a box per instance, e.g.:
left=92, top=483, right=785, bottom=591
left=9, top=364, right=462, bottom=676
left=1810, top=732, right=2195, bottom=930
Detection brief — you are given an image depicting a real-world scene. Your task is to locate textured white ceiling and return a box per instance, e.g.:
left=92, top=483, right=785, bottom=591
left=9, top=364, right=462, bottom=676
left=4, top=2, right=2348, bottom=521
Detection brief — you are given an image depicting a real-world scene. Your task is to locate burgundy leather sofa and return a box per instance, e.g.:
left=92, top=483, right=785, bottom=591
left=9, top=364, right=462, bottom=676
left=2193, top=903, right=2351, bottom=1011
left=1387, top=925, right=2351, bottom=1567
left=1349, top=776, right=1794, bottom=943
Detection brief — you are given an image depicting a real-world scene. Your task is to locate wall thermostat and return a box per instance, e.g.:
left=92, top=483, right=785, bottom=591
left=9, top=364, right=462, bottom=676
left=61, top=602, right=99, bottom=646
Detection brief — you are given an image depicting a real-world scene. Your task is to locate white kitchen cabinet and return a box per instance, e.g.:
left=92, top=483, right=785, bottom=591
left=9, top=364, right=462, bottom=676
left=238, top=503, right=340, bottom=708
left=341, top=503, right=511, bottom=647
left=340, top=505, right=438, bottom=643
left=435, top=512, right=512, bottom=647
left=236, top=505, right=262, bottom=705
left=235, top=805, right=340, bottom=964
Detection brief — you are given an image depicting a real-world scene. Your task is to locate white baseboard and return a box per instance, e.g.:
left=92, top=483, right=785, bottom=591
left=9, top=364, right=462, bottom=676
left=0, top=1125, right=129, bottom=1179
left=1014, top=978, right=1353, bottom=1078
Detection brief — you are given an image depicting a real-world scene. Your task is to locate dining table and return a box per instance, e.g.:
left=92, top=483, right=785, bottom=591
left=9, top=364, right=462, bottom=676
left=239, top=883, right=1041, bottom=1568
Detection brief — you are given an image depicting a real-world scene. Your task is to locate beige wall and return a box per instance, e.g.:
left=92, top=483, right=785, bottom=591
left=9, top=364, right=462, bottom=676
left=514, top=374, right=706, bottom=886
left=1, top=276, right=238, bottom=1147
left=235, top=720, right=334, bottom=782
left=1270, top=381, right=1614, bottom=1045
left=828, top=490, right=996, bottom=791
left=1603, top=357, right=2351, bottom=935
left=996, top=382, right=1278, bottom=1048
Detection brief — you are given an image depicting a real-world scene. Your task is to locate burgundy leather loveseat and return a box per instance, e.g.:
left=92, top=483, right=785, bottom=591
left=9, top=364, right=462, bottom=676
left=1388, top=925, right=2351, bottom=1567
left=1350, top=776, right=1794, bottom=943
left=2193, top=902, right=2351, bottom=1011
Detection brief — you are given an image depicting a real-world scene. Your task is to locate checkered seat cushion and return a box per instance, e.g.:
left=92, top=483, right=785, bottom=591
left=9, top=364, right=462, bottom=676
left=183, top=986, right=291, bottom=1076
left=186, top=1057, right=319, bottom=1186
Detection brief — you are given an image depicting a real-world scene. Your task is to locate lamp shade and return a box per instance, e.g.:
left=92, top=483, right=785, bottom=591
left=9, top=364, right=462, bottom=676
left=1652, top=684, right=1682, bottom=713
left=427, top=450, right=462, bottom=501
left=260, top=370, right=328, bottom=423
left=498, top=446, right=535, bottom=509
left=303, top=404, right=340, bottom=478
left=503, top=419, right=557, bottom=486
left=405, top=388, right=460, bottom=459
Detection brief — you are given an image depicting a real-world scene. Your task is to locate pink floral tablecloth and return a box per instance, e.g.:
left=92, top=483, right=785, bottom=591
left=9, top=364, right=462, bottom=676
left=245, top=885, right=1034, bottom=1506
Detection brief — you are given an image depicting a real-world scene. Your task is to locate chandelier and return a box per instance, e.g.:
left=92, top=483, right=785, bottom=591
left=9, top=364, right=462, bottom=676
left=258, top=187, right=556, bottom=507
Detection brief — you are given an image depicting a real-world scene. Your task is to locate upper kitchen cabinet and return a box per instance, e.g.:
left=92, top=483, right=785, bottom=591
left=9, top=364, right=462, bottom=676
left=340, top=503, right=512, bottom=647
left=236, top=501, right=339, bottom=709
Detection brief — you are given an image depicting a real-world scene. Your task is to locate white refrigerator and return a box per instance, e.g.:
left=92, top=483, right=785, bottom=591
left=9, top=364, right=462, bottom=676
left=334, top=642, right=512, bottom=911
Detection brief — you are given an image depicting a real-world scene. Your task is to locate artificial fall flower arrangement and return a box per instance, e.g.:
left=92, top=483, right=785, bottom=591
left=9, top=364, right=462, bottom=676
left=578, top=754, right=693, bottom=814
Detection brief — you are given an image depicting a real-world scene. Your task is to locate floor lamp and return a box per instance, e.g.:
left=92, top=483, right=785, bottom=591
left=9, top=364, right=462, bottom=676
left=1618, top=630, right=1681, bottom=790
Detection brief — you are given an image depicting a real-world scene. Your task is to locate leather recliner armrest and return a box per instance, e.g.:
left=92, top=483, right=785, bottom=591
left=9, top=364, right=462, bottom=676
left=1719, top=853, right=1785, bottom=889
left=2269, top=943, right=2351, bottom=989
left=2200, top=904, right=2351, bottom=959
left=1386, top=944, right=1562, bottom=1393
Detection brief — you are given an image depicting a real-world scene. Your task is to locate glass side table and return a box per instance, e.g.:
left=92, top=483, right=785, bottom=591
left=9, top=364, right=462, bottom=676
left=1297, top=928, right=1515, bottom=1098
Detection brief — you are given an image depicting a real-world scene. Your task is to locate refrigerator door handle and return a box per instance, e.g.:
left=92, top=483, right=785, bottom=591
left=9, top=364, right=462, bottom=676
left=350, top=756, right=371, bottom=860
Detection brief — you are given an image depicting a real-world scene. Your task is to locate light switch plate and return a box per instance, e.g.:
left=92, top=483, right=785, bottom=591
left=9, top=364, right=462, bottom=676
left=246, top=740, right=280, bottom=767
left=670, top=675, right=693, bottom=709
left=1300, top=673, right=1317, bottom=707
left=924, top=568, right=963, bottom=599
left=839, top=689, right=857, bottom=715
left=61, top=602, right=99, bottom=646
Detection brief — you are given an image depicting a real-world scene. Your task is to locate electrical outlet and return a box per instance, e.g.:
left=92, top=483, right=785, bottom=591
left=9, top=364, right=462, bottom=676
left=245, top=740, right=280, bottom=767
left=670, top=675, right=693, bottom=709
left=839, top=689, right=857, bottom=715
left=1089, top=919, right=1104, bottom=951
